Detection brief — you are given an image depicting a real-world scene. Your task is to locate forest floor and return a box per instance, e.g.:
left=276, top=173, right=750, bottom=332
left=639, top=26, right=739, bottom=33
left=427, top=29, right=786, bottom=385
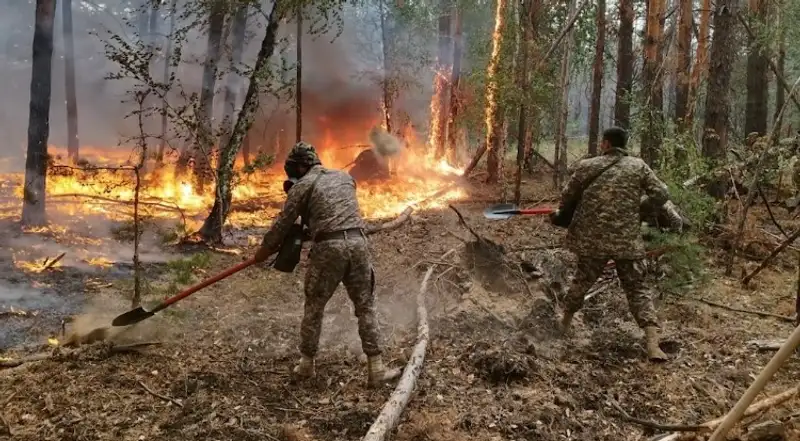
left=2, top=168, right=800, bottom=441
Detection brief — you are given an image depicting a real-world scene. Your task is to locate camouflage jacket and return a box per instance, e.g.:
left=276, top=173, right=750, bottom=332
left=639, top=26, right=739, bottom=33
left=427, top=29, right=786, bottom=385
left=562, top=149, right=670, bottom=259
left=261, top=165, right=365, bottom=254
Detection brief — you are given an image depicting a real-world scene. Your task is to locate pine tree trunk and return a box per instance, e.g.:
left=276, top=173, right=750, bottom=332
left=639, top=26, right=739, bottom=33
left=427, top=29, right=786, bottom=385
left=445, top=8, right=462, bottom=163
left=22, top=0, right=56, bottom=227
left=62, top=0, right=80, bottom=163
left=515, top=0, right=536, bottom=204
left=296, top=5, right=303, bottom=143
left=685, top=0, right=711, bottom=127
left=485, top=0, right=509, bottom=183
left=220, top=4, right=248, bottom=149
left=702, top=0, right=738, bottom=198
left=199, top=2, right=282, bottom=243
left=554, top=0, right=576, bottom=189
left=157, top=0, right=178, bottom=164
left=433, top=0, right=451, bottom=158
left=640, top=0, right=665, bottom=166
left=379, top=0, right=394, bottom=133
left=194, top=2, right=227, bottom=194
left=674, top=0, right=692, bottom=127
left=744, top=0, right=769, bottom=137
left=587, top=0, right=605, bottom=156
left=614, top=0, right=634, bottom=129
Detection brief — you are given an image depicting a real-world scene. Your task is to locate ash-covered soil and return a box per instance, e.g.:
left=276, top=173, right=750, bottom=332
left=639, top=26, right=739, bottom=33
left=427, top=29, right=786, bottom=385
left=2, top=176, right=800, bottom=441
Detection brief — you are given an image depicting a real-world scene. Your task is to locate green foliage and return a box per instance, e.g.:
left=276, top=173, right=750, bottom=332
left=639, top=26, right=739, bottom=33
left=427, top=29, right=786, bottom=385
left=647, top=229, right=709, bottom=294
left=166, top=252, right=211, bottom=285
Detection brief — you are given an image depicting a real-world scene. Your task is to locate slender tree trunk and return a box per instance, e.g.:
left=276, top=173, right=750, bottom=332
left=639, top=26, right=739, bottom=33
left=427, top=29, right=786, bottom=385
left=587, top=0, right=605, bottom=156
left=485, top=0, right=509, bottom=183
left=199, top=2, right=282, bottom=243
left=194, top=2, right=227, bottom=194
left=554, top=0, right=576, bottom=188
left=640, top=0, right=665, bottom=166
left=433, top=0, right=452, bottom=158
left=702, top=0, right=738, bottom=198
left=614, top=0, right=634, bottom=129
left=674, top=0, right=692, bottom=127
left=295, top=4, right=303, bottom=143
left=685, top=0, right=711, bottom=127
left=774, top=19, right=786, bottom=139
left=379, top=0, right=393, bottom=133
left=157, top=0, right=178, bottom=164
left=446, top=8, right=462, bottom=163
left=744, top=0, right=769, bottom=136
left=515, top=0, right=535, bottom=204
left=62, top=0, right=79, bottom=163
left=220, top=4, right=248, bottom=149
left=22, top=0, right=57, bottom=227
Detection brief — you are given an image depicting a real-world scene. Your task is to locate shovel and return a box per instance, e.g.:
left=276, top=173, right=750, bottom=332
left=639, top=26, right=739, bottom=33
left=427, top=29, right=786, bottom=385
left=111, top=257, right=258, bottom=327
left=483, top=203, right=555, bottom=220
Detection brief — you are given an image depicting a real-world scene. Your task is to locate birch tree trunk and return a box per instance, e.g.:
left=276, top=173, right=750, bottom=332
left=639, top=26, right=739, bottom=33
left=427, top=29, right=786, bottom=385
left=22, top=0, right=57, bottom=227
left=199, top=2, right=282, bottom=243
left=62, top=0, right=80, bottom=163
left=587, top=0, right=605, bottom=156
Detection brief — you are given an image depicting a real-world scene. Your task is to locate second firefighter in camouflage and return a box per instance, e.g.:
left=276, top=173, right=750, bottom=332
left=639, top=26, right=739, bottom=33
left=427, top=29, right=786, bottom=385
left=553, top=127, right=669, bottom=361
left=255, top=142, right=400, bottom=387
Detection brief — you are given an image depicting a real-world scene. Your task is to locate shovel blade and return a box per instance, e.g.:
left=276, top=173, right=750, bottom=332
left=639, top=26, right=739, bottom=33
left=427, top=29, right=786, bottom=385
left=111, top=306, right=154, bottom=327
left=484, top=203, right=518, bottom=220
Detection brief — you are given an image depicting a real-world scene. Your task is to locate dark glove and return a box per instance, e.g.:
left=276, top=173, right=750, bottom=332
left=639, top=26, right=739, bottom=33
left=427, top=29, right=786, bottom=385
left=254, top=246, right=272, bottom=263
left=548, top=210, right=560, bottom=225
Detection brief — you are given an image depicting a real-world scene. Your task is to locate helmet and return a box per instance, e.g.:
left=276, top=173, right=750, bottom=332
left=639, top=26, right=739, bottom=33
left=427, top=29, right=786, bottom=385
left=284, top=142, right=322, bottom=179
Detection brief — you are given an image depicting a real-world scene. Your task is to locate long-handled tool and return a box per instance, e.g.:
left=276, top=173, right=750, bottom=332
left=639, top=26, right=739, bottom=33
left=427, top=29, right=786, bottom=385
left=111, top=257, right=258, bottom=327
left=483, top=203, right=555, bottom=220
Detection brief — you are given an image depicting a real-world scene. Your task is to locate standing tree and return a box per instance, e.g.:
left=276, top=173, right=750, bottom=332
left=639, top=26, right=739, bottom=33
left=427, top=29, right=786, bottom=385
left=702, top=0, right=738, bottom=198
left=220, top=3, right=249, bottom=149
left=432, top=0, right=452, bottom=158
left=685, top=0, right=711, bottom=126
left=62, top=0, right=80, bottom=163
left=194, top=1, right=228, bottom=194
left=773, top=10, right=786, bottom=137
left=483, top=0, right=508, bottom=183
left=673, top=0, right=692, bottom=128
left=587, top=0, right=605, bottom=155
left=22, top=0, right=57, bottom=227
left=198, top=1, right=283, bottom=243
left=640, top=0, right=665, bottom=166
left=554, top=0, right=577, bottom=188
left=613, top=0, right=634, bottom=129
left=445, top=7, right=462, bottom=163
left=157, top=0, right=179, bottom=163
left=295, top=3, right=303, bottom=143
left=744, top=0, right=769, bottom=136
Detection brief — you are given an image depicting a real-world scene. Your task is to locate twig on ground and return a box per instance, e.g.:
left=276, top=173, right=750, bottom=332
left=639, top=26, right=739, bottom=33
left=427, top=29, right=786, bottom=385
left=138, top=380, right=184, bottom=408
left=362, top=248, right=456, bottom=441
left=609, top=401, right=704, bottom=432
left=742, top=227, right=800, bottom=286
left=41, top=252, right=66, bottom=271
left=683, top=296, right=795, bottom=322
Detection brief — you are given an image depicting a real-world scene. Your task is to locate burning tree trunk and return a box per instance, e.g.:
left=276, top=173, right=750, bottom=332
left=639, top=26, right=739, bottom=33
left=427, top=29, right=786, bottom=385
left=702, top=0, right=738, bottom=198
left=379, top=0, right=394, bottom=133
left=22, top=0, right=57, bottom=227
left=640, top=0, right=665, bottom=166
left=62, top=0, right=80, bottom=164
left=220, top=4, right=248, bottom=149
left=614, top=0, right=634, bottom=129
left=446, top=9, right=463, bottom=163
left=194, top=1, right=227, bottom=194
left=744, top=0, right=769, bottom=137
left=587, top=0, right=605, bottom=156
left=431, top=0, right=452, bottom=158
left=198, top=3, right=282, bottom=244
left=685, top=0, right=711, bottom=126
left=673, top=0, right=692, bottom=127
left=157, top=0, right=178, bottom=164
left=484, top=0, right=508, bottom=183
left=553, top=0, right=576, bottom=188
left=296, top=5, right=303, bottom=143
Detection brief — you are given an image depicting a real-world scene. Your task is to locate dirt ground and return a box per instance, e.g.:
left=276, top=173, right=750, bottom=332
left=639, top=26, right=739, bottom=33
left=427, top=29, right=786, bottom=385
left=2, top=173, right=800, bottom=441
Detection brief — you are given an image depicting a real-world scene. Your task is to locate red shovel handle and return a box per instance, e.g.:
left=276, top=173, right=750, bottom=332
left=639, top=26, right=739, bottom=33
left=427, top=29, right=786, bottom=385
left=517, top=208, right=555, bottom=215
left=158, top=257, right=258, bottom=308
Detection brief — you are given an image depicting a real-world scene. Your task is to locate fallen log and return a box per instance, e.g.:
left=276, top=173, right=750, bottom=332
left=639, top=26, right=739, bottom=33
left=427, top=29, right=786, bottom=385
left=362, top=248, right=457, bottom=441
left=654, top=384, right=800, bottom=440
left=742, top=227, right=800, bottom=286
left=366, top=207, right=414, bottom=235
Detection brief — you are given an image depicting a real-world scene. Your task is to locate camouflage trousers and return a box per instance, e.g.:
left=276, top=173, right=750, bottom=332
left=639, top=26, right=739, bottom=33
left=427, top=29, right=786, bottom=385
left=300, top=235, right=382, bottom=357
left=563, top=256, right=660, bottom=329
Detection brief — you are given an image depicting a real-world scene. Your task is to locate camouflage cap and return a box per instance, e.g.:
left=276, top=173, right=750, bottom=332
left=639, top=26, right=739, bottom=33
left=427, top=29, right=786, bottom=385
left=286, top=141, right=322, bottom=167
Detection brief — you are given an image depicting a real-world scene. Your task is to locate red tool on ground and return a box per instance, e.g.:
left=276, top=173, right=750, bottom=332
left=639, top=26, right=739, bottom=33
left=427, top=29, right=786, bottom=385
left=483, top=203, right=555, bottom=220
left=111, top=257, right=258, bottom=327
